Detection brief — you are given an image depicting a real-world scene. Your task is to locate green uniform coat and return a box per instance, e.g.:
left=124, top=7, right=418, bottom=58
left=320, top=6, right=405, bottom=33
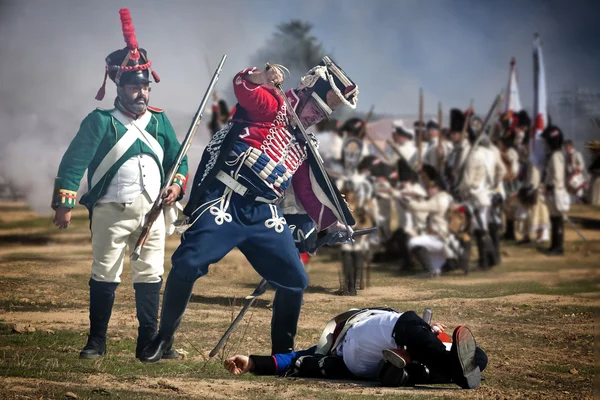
left=52, top=106, right=188, bottom=213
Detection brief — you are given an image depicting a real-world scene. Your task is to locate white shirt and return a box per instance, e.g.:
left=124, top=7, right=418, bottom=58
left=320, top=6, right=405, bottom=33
left=337, top=311, right=402, bottom=378
left=98, top=154, right=161, bottom=204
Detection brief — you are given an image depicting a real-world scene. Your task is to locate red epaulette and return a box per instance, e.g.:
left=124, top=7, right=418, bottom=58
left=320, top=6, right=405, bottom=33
left=147, top=106, right=164, bottom=113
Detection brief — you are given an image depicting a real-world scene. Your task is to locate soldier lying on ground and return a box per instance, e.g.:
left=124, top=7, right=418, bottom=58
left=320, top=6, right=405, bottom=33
left=224, top=308, right=487, bottom=389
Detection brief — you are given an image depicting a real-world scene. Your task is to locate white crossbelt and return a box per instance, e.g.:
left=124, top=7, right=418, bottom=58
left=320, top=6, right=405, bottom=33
left=215, top=171, right=281, bottom=204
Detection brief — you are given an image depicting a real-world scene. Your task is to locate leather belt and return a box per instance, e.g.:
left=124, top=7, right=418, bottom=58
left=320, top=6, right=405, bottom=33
left=215, top=171, right=282, bottom=204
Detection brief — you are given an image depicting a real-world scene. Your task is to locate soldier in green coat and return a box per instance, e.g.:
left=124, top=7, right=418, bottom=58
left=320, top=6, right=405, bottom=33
left=51, top=8, right=188, bottom=359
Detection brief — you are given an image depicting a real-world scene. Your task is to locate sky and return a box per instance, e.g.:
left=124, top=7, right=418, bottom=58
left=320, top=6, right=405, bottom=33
left=0, top=0, right=599, bottom=213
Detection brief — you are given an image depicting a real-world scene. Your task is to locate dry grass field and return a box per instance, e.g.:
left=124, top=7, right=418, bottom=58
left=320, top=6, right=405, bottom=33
left=0, top=201, right=598, bottom=399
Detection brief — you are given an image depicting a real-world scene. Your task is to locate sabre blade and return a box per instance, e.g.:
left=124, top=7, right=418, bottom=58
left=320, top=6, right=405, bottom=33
left=209, top=278, right=268, bottom=358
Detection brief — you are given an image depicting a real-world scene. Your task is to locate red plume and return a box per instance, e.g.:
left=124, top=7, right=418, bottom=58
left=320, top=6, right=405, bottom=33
left=119, top=8, right=140, bottom=60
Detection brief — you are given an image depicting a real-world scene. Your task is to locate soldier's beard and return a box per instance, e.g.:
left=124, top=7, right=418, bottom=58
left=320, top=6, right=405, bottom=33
left=118, top=92, right=149, bottom=116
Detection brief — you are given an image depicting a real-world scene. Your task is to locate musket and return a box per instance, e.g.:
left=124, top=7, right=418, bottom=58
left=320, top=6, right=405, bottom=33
left=358, top=106, right=391, bottom=163
left=437, top=101, right=444, bottom=172
left=209, top=227, right=376, bottom=358
left=267, top=60, right=353, bottom=238
left=386, top=139, right=418, bottom=176
left=130, top=55, right=228, bottom=261
left=357, top=105, right=374, bottom=140
left=370, top=137, right=392, bottom=163
left=417, top=88, right=424, bottom=167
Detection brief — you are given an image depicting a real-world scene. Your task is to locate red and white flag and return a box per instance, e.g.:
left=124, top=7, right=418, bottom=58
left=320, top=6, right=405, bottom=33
left=532, top=33, right=548, bottom=166
left=504, top=57, right=522, bottom=126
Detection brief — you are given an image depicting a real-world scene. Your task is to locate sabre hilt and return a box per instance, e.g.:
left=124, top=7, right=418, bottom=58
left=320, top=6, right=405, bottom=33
left=307, top=227, right=377, bottom=253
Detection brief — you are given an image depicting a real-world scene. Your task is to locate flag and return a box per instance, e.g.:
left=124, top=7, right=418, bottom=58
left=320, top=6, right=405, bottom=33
left=504, top=57, right=522, bottom=126
left=532, top=33, right=548, bottom=167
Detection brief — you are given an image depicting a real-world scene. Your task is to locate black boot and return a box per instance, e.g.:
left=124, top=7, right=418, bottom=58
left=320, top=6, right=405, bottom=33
left=503, top=219, right=516, bottom=241
left=355, top=251, right=365, bottom=291
left=474, top=230, right=490, bottom=270
left=458, top=239, right=472, bottom=275
left=547, top=216, right=564, bottom=256
left=80, top=279, right=118, bottom=359
left=134, top=282, right=180, bottom=360
left=341, top=252, right=355, bottom=296
left=271, top=288, right=303, bottom=354
left=138, top=273, right=194, bottom=363
left=487, top=223, right=501, bottom=266
left=412, top=246, right=438, bottom=277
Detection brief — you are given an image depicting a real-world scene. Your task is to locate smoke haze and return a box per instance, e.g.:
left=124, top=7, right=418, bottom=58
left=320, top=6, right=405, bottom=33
left=0, top=0, right=598, bottom=214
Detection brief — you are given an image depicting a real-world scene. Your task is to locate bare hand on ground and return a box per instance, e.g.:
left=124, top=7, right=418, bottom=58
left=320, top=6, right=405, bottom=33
left=224, top=355, right=253, bottom=375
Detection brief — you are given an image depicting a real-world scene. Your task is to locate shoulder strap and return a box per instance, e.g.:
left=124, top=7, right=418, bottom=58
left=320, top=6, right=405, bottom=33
left=111, top=109, right=164, bottom=163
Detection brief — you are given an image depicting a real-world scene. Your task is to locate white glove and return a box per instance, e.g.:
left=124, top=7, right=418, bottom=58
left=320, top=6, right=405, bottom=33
left=328, top=221, right=355, bottom=244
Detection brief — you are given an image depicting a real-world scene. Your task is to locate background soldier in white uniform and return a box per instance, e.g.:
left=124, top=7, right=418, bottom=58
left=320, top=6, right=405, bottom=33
left=542, top=126, right=569, bottom=256
left=458, top=128, right=497, bottom=270
left=423, top=119, right=452, bottom=172
left=401, top=165, right=454, bottom=277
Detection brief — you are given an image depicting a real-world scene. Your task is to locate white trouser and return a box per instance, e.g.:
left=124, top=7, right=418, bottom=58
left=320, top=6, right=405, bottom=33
left=91, top=191, right=165, bottom=283
left=408, top=234, right=447, bottom=273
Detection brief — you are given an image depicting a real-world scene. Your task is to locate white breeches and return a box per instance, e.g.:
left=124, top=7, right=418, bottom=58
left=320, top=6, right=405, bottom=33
left=91, top=191, right=165, bottom=283
left=408, top=235, right=447, bottom=273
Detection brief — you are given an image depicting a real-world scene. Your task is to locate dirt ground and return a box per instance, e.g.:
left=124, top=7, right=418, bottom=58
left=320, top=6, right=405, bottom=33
left=0, top=201, right=598, bottom=400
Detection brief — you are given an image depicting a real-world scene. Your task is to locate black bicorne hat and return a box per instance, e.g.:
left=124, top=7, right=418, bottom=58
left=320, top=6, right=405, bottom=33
left=421, top=164, right=447, bottom=191
left=95, top=8, right=159, bottom=100
left=541, top=125, right=564, bottom=151
left=426, top=119, right=439, bottom=130
left=397, top=158, right=418, bottom=183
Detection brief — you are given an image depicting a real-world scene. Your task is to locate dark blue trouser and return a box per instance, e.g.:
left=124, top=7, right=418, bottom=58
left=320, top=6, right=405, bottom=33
left=165, top=180, right=309, bottom=353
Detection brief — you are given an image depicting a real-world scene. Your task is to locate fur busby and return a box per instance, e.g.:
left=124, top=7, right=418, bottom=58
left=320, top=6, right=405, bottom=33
left=95, top=9, right=159, bottom=101
left=421, top=164, right=446, bottom=191
left=515, top=110, right=531, bottom=128
left=297, top=56, right=358, bottom=114
left=396, top=158, right=419, bottom=183
left=449, top=109, right=465, bottom=133
left=541, top=125, right=564, bottom=151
